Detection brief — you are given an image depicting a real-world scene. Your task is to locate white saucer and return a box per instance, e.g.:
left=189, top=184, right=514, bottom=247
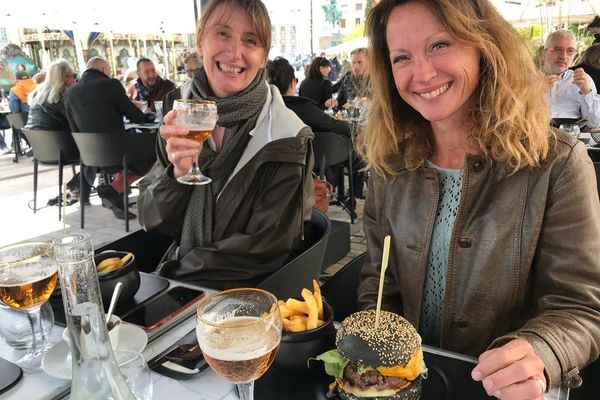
left=42, top=323, right=147, bottom=380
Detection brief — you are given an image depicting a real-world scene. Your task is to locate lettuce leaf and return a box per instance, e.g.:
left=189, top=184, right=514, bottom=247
left=312, top=349, right=350, bottom=379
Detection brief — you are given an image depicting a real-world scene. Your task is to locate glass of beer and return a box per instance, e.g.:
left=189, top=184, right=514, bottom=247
left=0, top=241, right=57, bottom=372
left=196, top=288, right=282, bottom=400
left=165, top=99, right=219, bottom=185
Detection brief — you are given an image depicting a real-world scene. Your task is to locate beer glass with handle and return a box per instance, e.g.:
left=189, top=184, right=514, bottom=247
left=0, top=241, right=57, bottom=372
left=161, top=99, right=219, bottom=185
left=196, top=288, right=282, bottom=400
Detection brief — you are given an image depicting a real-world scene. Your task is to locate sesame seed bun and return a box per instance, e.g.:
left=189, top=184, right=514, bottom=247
left=335, top=310, right=422, bottom=368
left=337, top=377, right=423, bottom=400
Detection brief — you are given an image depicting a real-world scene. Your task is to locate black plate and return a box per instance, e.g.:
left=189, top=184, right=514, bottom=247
left=246, top=350, right=491, bottom=400
left=50, top=272, right=170, bottom=326
left=0, top=357, right=22, bottom=395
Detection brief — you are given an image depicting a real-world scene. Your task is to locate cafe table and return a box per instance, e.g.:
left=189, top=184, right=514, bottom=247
left=0, top=283, right=571, bottom=400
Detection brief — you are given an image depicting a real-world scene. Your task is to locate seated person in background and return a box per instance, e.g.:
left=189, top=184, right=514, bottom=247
left=267, top=57, right=350, bottom=137
left=183, top=53, right=200, bottom=79
left=589, top=15, right=600, bottom=45
left=126, top=57, right=175, bottom=112
left=335, top=47, right=370, bottom=110
left=299, top=57, right=336, bottom=110
left=25, top=59, right=76, bottom=132
left=25, top=59, right=79, bottom=201
left=9, top=70, right=35, bottom=113
left=542, top=30, right=600, bottom=128
left=138, top=0, right=314, bottom=290
left=573, top=44, right=600, bottom=94
left=358, top=0, right=600, bottom=398
left=64, top=57, right=149, bottom=219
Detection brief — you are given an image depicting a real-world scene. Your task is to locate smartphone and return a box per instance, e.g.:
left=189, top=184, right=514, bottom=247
left=122, top=286, right=204, bottom=332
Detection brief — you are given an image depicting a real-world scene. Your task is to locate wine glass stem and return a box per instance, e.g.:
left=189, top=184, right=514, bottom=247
left=26, top=306, right=42, bottom=356
left=190, top=153, right=201, bottom=175
left=237, top=381, right=254, bottom=400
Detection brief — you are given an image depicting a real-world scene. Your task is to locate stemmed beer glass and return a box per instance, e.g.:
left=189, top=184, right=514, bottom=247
left=196, top=288, right=282, bottom=400
left=161, top=99, right=219, bottom=185
left=0, top=242, right=57, bottom=372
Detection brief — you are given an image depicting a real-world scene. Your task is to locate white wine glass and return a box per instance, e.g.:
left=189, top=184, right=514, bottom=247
left=0, top=241, right=57, bottom=372
left=161, top=99, right=219, bottom=185
left=196, top=288, right=282, bottom=400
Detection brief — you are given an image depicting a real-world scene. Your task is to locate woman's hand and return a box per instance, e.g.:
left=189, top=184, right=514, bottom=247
left=325, top=98, right=338, bottom=109
left=471, top=339, right=546, bottom=400
left=160, top=109, right=202, bottom=178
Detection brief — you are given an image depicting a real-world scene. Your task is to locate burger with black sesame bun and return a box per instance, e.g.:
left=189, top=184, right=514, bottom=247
left=315, top=310, right=427, bottom=399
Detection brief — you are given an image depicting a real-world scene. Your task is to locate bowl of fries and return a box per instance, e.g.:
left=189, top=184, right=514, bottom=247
left=95, top=250, right=140, bottom=306
left=274, top=280, right=336, bottom=371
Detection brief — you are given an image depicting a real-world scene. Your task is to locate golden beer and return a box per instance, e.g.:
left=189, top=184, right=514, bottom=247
left=0, top=271, right=58, bottom=310
left=185, top=130, right=212, bottom=143
left=199, top=316, right=281, bottom=383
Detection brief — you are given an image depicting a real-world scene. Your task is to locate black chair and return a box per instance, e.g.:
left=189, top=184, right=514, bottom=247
left=22, top=129, right=80, bottom=221
left=312, top=131, right=355, bottom=223
left=72, top=131, right=157, bottom=232
left=6, top=111, right=28, bottom=163
left=258, top=208, right=331, bottom=299
left=321, top=252, right=366, bottom=322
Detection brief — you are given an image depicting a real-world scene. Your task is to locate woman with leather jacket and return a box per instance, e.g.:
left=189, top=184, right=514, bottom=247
left=357, top=1, right=600, bottom=399
left=137, top=0, right=314, bottom=290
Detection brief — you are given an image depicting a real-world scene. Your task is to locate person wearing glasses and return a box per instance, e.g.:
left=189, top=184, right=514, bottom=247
left=183, top=53, right=200, bottom=79
left=542, top=30, right=600, bottom=128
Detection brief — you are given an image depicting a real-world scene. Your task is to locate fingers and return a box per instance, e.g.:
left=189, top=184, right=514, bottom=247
left=572, top=69, right=591, bottom=94
left=162, top=109, right=178, bottom=125
left=472, top=339, right=546, bottom=399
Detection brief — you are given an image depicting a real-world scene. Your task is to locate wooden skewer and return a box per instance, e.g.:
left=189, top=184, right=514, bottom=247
left=374, top=235, right=391, bottom=330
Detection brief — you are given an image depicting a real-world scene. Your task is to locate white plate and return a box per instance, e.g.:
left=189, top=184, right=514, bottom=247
left=42, top=323, right=147, bottom=380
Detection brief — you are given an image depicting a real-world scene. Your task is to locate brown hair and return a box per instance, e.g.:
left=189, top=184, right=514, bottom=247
left=196, top=0, right=271, bottom=55
left=578, top=43, right=600, bottom=69
left=360, top=0, right=550, bottom=176
left=306, top=57, right=331, bottom=79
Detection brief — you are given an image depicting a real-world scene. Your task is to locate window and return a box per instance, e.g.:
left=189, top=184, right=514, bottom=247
left=341, top=19, right=346, bottom=28
left=355, top=17, right=361, bottom=25
left=356, top=3, right=362, bottom=10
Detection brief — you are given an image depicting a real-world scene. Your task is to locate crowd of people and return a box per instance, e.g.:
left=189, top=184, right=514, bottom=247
left=1, top=0, right=600, bottom=398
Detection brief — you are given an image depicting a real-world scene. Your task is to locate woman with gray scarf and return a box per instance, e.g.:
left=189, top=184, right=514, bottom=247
left=138, top=0, right=314, bottom=289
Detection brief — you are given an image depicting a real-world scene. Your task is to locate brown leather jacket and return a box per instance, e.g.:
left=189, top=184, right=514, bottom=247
left=358, top=131, right=600, bottom=390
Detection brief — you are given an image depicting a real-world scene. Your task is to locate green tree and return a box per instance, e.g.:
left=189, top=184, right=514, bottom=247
left=322, top=0, right=342, bottom=30
left=365, top=0, right=373, bottom=18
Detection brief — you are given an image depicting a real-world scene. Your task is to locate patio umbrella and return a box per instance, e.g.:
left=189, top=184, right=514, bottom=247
left=493, top=0, right=598, bottom=31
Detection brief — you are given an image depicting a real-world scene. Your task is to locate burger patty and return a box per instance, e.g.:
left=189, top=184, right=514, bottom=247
left=343, top=363, right=408, bottom=392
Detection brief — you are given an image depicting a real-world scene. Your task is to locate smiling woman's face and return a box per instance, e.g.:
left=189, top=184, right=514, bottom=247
left=198, top=4, right=267, bottom=98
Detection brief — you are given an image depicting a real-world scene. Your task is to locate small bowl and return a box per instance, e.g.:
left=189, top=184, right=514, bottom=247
left=95, top=251, right=140, bottom=307
left=274, top=301, right=335, bottom=371
left=63, top=314, right=121, bottom=351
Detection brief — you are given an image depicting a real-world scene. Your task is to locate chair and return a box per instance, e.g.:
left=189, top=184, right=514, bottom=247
left=6, top=111, right=28, bottom=163
left=21, top=129, right=80, bottom=221
left=258, top=208, right=331, bottom=299
left=312, top=131, right=355, bottom=223
left=72, top=131, right=157, bottom=232
left=321, top=252, right=366, bottom=321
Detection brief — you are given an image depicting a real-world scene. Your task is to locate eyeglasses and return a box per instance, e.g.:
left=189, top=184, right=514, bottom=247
left=548, top=47, right=577, bottom=56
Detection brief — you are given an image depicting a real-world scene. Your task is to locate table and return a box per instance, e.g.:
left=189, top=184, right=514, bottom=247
left=0, top=278, right=571, bottom=400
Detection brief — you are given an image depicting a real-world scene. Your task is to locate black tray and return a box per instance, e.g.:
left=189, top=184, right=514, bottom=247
left=250, top=350, right=491, bottom=400
left=50, top=273, right=170, bottom=326
left=0, top=357, right=22, bottom=395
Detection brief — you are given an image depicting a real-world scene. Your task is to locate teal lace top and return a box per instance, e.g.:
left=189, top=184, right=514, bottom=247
left=419, top=161, right=463, bottom=346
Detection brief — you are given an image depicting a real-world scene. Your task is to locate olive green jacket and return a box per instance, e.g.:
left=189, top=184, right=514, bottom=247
left=358, top=130, right=600, bottom=390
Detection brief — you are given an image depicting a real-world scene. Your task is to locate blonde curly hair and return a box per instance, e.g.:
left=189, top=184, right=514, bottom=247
left=359, top=0, right=550, bottom=177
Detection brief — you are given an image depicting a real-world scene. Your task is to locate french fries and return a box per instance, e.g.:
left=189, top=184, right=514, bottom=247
left=278, top=279, right=327, bottom=332
left=96, top=252, right=133, bottom=273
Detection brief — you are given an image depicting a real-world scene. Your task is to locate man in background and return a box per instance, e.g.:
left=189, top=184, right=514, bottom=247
left=64, top=57, right=148, bottom=219
left=126, top=57, right=175, bottom=112
left=335, top=48, right=369, bottom=110
left=9, top=70, right=35, bottom=113
left=183, top=53, right=200, bottom=79
left=543, top=30, right=600, bottom=128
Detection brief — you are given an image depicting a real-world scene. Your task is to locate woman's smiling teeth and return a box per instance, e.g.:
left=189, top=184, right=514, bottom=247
left=419, top=83, right=450, bottom=99
left=218, top=62, right=244, bottom=74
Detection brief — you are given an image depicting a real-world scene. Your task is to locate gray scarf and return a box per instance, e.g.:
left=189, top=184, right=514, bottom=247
left=179, top=67, right=268, bottom=256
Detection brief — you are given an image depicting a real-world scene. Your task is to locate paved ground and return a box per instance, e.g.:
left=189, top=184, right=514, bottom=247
left=0, top=146, right=367, bottom=276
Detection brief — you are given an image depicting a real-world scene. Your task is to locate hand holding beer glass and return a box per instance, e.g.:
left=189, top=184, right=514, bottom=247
left=0, top=242, right=57, bottom=372
left=160, top=99, right=219, bottom=185
left=196, top=288, right=282, bottom=400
